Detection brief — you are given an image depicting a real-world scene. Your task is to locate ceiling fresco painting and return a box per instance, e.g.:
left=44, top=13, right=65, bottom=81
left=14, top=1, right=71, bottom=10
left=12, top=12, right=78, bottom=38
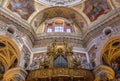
left=7, top=0, right=35, bottom=20
left=0, top=0, right=120, bottom=81
left=116, top=0, right=120, bottom=2
left=37, top=0, right=83, bottom=6
left=84, top=0, right=110, bottom=21
left=113, top=0, right=120, bottom=7
left=31, top=7, right=86, bottom=34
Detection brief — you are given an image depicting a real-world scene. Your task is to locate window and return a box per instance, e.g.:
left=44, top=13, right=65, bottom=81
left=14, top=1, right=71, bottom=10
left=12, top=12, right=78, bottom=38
left=45, top=18, right=74, bottom=33
left=66, top=28, right=71, bottom=33
left=47, top=28, right=52, bottom=32
left=55, top=26, right=64, bottom=32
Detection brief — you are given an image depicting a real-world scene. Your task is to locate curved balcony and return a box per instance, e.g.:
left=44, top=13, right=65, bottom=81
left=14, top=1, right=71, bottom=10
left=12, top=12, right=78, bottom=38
left=27, top=68, right=94, bottom=81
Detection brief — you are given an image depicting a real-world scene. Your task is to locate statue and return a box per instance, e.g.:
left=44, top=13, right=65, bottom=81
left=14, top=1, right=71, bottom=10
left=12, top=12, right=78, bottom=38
left=63, top=40, right=67, bottom=48
left=52, top=40, right=57, bottom=48
left=47, top=46, right=54, bottom=68
left=73, top=57, right=81, bottom=68
left=40, top=57, right=49, bottom=69
left=66, top=47, right=73, bottom=68
left=57, top=48, right=63, bottom=54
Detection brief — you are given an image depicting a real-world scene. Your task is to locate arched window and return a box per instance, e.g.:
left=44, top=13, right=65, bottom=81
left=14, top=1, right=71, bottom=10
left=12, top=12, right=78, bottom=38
left=55, top=25, right=64, bottom=32
left=45, top=18, right=74, bottom=33
left=66, top=27, right=72, bottom=33
left=47, top=27, right=52, bottom=32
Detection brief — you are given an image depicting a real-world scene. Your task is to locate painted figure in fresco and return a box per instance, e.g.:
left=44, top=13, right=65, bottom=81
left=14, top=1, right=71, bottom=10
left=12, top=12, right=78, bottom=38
left=116, top=0, right=120, bottom=3
left=8, top=0, right=35, bottom=20
left=90, top=2, right=105, bottom=20
left=84, top=0, right=109, bottom=21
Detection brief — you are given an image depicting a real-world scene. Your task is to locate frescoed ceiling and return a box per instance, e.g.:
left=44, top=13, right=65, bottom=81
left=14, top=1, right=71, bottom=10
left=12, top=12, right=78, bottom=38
left=31, top=7, right=86, bottom=33
left=0, top=0, right=119, bottom=33
left=111, top=0, right=120, bottom=8
left=7, top=0, right=35, bottom=20
left=4, top=0, right=114, bottom=22
left=83, top=0, right=110, bottom=21
left=36, top=0, right=84, bottom=6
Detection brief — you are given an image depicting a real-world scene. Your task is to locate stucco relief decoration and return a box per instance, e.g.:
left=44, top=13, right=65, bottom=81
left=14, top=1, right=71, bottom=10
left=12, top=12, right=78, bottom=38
left=88, top=45, right=97, bottom=68
left=8, top=0, right=35, bottom=20
left=30, top=53, right=46, bottom=69
left=84, top=0, right=110, bottom=21
left=73, top=52, right=88, bottom=69
left=88, top=45, right=97, bottom=60
left=23, top=46, right=31, bottom=69
left=112, top=0, right=120, bottom=7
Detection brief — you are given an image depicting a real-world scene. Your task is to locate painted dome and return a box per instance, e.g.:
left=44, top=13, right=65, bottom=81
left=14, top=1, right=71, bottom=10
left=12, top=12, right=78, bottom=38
left=36, top=0, right=83, bottom=6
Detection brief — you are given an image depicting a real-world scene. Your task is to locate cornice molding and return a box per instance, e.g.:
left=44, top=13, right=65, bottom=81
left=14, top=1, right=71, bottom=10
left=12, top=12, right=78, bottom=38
left=0, top=6, right=120, bottom=48
left=83, top=8, right=120, bottom=46
left=0, top=9, right=35, bottom=43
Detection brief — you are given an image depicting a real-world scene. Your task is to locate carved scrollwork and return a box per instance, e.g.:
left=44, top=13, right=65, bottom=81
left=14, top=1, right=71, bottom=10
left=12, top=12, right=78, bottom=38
left=44, top=40, right=75, bottom=68
left=39, top=57, right=49, bottom=69
left=27, top=68, right=94, bottom=81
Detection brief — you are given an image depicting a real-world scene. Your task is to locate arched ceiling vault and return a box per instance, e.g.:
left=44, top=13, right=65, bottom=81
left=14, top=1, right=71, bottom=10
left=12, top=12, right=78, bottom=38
left=0, top=0, right=119, bottom=35
left=31, top=7, right=88, bottom=34
left=1, top=0, right=117, bottom=23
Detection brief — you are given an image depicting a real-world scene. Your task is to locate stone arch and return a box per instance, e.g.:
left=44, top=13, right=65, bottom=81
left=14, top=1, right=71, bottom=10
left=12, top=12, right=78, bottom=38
left=30, top=6, right=88, bottom=33
left=0, top=35, right=20, bottom=70
left=101, top=36, right=120, bottom=65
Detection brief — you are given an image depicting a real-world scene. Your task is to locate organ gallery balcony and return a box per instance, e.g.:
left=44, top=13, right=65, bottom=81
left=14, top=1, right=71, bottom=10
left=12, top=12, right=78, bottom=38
left=27, top=40, right=94, bottom=81
left=27, top=68, right=94, bottom=81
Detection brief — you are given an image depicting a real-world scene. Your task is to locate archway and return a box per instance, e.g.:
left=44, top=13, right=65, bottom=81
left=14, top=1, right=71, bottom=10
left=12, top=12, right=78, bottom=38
left=0, top=35, right=20, bottom=72
left=30, top=7, right=88, bottom=34
left=101, top=36, right=120, bottom=79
